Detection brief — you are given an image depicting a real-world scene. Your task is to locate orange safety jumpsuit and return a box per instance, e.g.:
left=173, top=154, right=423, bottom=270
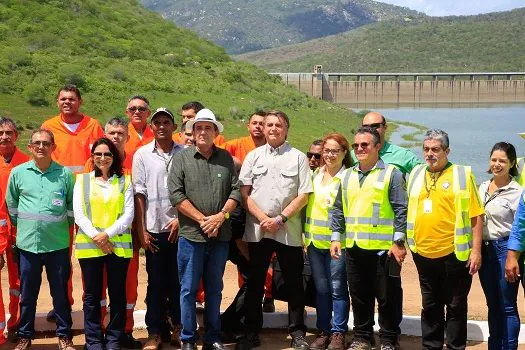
left=42, top=114, right=104, bottom=307
left=0, top=148, right=30, bottom=342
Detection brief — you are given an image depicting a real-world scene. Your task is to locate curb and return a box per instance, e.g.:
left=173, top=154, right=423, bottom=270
left=26, top=310, right=525, bottom=343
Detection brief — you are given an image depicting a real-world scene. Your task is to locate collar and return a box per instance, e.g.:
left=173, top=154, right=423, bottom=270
left=265, top=141, right=290, bottom=155
left=150, top=140, right=181, bottom=155
left=27, top=160, right=60, bottom=174
left=353, top=159, right=386, bottom=173
left=192, top=144, right=218, bottom=159
left=317, top=164, right=346, bottom=179
left=379, top=142, right=392, bottom=155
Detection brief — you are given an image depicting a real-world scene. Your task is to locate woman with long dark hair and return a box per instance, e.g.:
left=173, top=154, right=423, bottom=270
left=73, top=137, right=134, bottom=350
left=478, top=141, right=522, bottom=350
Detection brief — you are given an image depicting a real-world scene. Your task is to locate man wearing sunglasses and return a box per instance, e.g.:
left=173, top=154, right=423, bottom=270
left=307, top=140, right=323, bottom=172
left=331, top=127, right=407, bottom=350
left=125, top=95, right=155, bottom=163
left=352, top=112, right=420, bottom=176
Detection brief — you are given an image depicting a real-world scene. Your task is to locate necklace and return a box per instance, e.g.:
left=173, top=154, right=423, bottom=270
left=424, top=170, right=442, bottom=198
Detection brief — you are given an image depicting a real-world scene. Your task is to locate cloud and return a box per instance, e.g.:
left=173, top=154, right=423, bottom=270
left=378, top=0, right=524, bottom=16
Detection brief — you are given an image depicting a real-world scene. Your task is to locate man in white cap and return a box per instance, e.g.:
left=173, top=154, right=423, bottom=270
left=168, top=108, right=241, bottom=350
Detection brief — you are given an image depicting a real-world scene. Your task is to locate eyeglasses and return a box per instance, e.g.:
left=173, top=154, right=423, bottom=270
left=323, top=148, right=342, bottom=155
left=362, top=123, right=384, bottom=129
left=92, top=152, right=114, bottom=158
left=306, top=152, right=321, bottom=160
left=30, top=141, right=53, bottom=148
left=127, top=106, right=149, bottom=113
left=352, top=142, right=371, bottom=150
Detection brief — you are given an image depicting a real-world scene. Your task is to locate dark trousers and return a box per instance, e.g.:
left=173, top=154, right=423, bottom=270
left=412, top=252, right=473, bottom=350
left=220, top=239, right=250, bottom=332
left=18, top=247, right=72, bottom=339
left=345, top=245, right=399, bottom=344
left=244, top=238, right=306, bottom=337
left=145, top=232, right=181, bottom=335
left=79, top=254, right=130, bottom=350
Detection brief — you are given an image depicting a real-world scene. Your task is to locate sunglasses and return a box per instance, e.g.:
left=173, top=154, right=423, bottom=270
left=362, top=123, right=384, bottom=129
left=323, top=148, right=341, bottom=155
left=92, top=152, right=114, bottom=158
left=307, top=152, right=321, bottom=160
left=30, top=141, right=53, bottom=148
left=127, top=106, right=149, bottom=113
left=352, top=142, right=371, bottom=150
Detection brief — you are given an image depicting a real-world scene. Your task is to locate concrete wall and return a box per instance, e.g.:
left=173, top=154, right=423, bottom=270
left=275, top=73, right=525, bottom=106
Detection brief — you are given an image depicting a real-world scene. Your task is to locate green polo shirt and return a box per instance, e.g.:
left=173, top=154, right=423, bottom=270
left=351, top=141, right=421, bottom=175
left=6, top=160, right=74, bottom=253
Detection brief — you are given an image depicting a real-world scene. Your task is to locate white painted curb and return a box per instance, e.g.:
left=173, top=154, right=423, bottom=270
left=23, top=310, right=525, bottom=343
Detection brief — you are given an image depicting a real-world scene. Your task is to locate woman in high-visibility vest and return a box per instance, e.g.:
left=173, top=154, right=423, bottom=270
left=305, top=133, right=352, bottom=350
left=479, top=142, right=522, bottom=350
left=73, top=137, right=134, bottom=350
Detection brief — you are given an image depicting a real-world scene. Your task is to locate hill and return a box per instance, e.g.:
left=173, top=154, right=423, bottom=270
left=235, top=8, right=525, bottom=72
left=141, top=0, right=424, bottom=54
left=0, top=0, right=360, bottom=150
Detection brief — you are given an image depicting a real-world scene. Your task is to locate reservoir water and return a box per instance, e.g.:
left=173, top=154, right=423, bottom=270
left=352, top=104, right=525, bottom=182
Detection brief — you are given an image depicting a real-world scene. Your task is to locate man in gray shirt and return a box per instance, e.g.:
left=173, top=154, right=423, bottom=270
left=236, top=110, right=313, bottom=350
left=168, top=108, right=240, bottom=350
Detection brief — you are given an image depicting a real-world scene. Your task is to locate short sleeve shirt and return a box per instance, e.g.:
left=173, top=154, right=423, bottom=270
left=239, top=142, right=313, bottom=246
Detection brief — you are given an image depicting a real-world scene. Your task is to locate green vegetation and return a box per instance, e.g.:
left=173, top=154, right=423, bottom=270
left=142, top=0, right=423, bottom=54
left=236, top=8, right=525, bottom=72
left=0, top=0, right=361, bottom=151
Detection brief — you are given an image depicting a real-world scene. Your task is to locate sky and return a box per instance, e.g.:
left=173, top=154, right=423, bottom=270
left=378, top=0, right=525, bottom=16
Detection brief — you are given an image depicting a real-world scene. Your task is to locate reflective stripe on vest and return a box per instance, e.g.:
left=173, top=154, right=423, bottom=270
left=406, top=164, right=473, bottom=261
left=342, top=165, right=396, bottom=250
left=516, top=158, right=525, bottom=187
left=304, top=169, right=342, bottom=249
left=75, top=173, right=132, bottom=259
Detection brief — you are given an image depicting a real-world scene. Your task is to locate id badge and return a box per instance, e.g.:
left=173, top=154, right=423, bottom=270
left=163, top=175, right=168, bottom=189
left=423, top=199, right=432, bottom=214
left=52, top=190, right=64, bottom=207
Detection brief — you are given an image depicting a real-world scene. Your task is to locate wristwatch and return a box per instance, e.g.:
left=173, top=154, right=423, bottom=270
left=394, top=238, right=405, bottom=247
left=279, top=214, right=288, bottom=223
left=220, top=209, right=230, bottom=219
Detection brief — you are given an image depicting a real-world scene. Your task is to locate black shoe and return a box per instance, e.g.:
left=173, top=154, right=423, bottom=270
left=235, top=334, right=261, bottom=350
left=203, top=342, right=227, bottom=350
left=160, top=327, right=171, bottom=343
left=291, top=334, right=310, bottom=350
left=7, top=329, right=19, bottom=343
left=46, top=309, right=56, bottom=322
left=120, top=332, right=142, bottom=349
left=262, top=297, right=275, bottom=313
left=181, top=342, right=197, bottom=350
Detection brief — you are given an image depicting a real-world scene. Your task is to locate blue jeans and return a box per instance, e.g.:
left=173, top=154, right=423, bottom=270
left=178, top=237, right=229, bottom=344
left=479, top=237, right=523, bottom=350
left=307, top=244, right=349, bottom=333
left=18, top=248, right=72, bottom=339
left=79, top=254, right=129, bottom=350
left=145, top=232, right=180, bottom=335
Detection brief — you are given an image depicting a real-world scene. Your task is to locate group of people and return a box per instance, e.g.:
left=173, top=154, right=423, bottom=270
left=1, top=84, right=525, bottom=350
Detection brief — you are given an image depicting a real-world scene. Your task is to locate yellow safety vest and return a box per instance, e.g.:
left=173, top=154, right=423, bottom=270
left=406, top=164, right=472, bottom=261
left=341, top=164, right=396, bottom=250
left=304, top=168, right=344, bottom=249
left=516, top=157, right=525, bottom=186
left=75, top=173, right=133, bottom=259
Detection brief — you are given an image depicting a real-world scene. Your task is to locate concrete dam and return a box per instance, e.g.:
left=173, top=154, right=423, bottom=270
left=271, top=71, right=525, bottom=106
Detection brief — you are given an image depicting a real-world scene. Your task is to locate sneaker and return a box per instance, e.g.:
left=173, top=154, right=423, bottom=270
left=196, top=301, right=205, bottom=312
left=14, top=338, right=31, bottom=350
left=348, top=338, right=371, bottom=350
left=120, top=332, right=142, bottom=349
left=291, top=334, right=310, bottom=350
left=58, top=336, right=75, bottom=350
left=171, top=324, right=182, bottom=348
left=310, top=331, right=330, bottom=350
left=46, top=309, right=56, bottom=322
left=143, top=334, right=162, bottom=350
left=379, top=341, right=398, bottom=350
left=327, top=332, right=345, bottom=350
left=262, top=297, right=275, bottom=313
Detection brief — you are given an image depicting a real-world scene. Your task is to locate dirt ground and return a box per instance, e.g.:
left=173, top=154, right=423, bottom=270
left=1, top=252, right=525, bottom=349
